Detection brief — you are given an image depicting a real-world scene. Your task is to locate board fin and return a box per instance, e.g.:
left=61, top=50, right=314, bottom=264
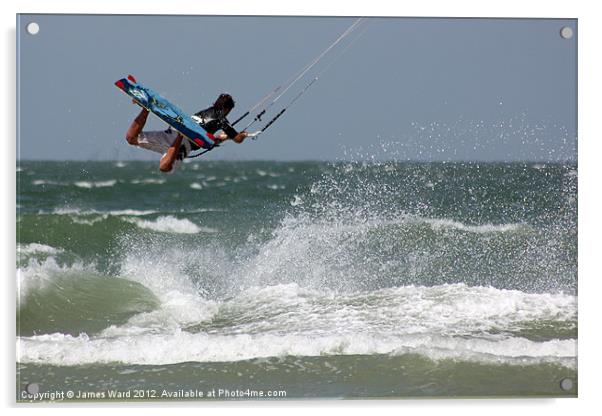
left=127, top=74, right=137, bottom=83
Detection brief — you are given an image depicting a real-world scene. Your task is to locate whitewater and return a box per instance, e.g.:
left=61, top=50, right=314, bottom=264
left=17, top=160, right=577, bottom=399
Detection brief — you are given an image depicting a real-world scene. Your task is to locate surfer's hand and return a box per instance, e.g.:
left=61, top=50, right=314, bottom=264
left=233, top=132, right=248, bottom=143
left=132, top=100, right=148, bottom=115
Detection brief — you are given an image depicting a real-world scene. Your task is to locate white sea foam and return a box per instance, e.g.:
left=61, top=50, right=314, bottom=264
left=47, top=207, right=81, bottom=215
left=17, top=243, right=61, bottom=256
left=14, top=235, right=578, bottom=368
left=71, top=216, right=105, bottom=225
left=108, top=209, right=157, bottom=216
left=74, top=180, right=117, bottom=189
left=208, top=283, right=577, bottom=339
left=130, top=178, right=166, bottom=185
left=127, top=216, right=216, bottom=234
left=422, top=218, right=525, bottom=233
left=32, top=179, right=64, bottom=186
left=187, top=208, right=225, bottom=213
left=45, top=208, right=222, bottom=220
left=112, top=247, right=222, bottom=335
left=290, top=195, right=304, bottom=206
left=17, top=331, right=576, bottom=368
left=48, top=208, right=157, bottom=217
left=38, top=208, right=159, bottom=225
left=17, top=257, right=85, bottom=300
left=267, top=184, right=285, bottom=190
left=190, top=182, right=203, bottom=190
left=255, top=169, right=281, bottom=178
left=16, top=277, right=577, bottom=367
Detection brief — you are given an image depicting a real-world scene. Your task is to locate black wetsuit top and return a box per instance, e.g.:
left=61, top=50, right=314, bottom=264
left=171, top=106, right=239, bottom=158
left=194, top=106, right=239, bottom=148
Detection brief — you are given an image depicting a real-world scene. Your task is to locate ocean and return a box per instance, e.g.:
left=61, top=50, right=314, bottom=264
left=16, top=160, right=577, bottom=401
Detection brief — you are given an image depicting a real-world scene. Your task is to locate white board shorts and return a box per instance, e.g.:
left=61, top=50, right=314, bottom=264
left=136, top=128, right=192, bottom=161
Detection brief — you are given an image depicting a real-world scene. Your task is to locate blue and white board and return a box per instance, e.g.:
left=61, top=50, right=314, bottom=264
left=115, top=75, right=215, bottom=149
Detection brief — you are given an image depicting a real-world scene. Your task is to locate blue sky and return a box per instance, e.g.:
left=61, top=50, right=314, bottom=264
left=17, top=15, right=576, bottom=161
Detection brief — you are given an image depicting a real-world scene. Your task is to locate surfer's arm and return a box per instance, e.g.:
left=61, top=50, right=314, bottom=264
left=216, top=131, right=248, bottom=143
left=216, top=120, right=247, bottom=143
left=216, top=130, right=248, bottom=143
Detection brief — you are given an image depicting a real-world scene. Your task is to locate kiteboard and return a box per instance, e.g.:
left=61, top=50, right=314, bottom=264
left=114, top=75, right=215, bottom=149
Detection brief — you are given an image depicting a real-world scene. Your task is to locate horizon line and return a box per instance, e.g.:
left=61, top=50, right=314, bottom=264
left=16, top=158, right=577, bottom=164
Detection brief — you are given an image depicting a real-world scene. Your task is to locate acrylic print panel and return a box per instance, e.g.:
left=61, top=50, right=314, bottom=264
left=16, top=14, right=577, bottom=401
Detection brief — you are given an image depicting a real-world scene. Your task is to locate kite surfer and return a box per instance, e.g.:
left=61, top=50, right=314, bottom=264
left=124, top=93, right=248, bottom=172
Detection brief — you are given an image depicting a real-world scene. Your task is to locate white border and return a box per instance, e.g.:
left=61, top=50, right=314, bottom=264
left=3, top=1, right=599, bottom=415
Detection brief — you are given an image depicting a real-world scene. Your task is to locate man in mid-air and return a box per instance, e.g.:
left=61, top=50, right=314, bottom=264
left=124, top=93, right=248, bottom=172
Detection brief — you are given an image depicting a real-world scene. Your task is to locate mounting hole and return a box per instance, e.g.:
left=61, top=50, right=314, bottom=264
left=25, top=383, right=40, bottom=395
left=26, top=22, right=40, bottom=35
left=560, top=26, right=573, bottom=39
left=559, top=378, right=574, bottom=391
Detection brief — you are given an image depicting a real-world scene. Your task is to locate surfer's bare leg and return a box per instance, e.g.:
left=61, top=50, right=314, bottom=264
left=125, top=107, right=149, bottom=145
left=159, top=134, right=184, bottom=173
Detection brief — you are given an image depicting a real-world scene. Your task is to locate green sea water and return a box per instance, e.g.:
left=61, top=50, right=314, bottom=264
left=16, top=160, right=577, bottom=400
